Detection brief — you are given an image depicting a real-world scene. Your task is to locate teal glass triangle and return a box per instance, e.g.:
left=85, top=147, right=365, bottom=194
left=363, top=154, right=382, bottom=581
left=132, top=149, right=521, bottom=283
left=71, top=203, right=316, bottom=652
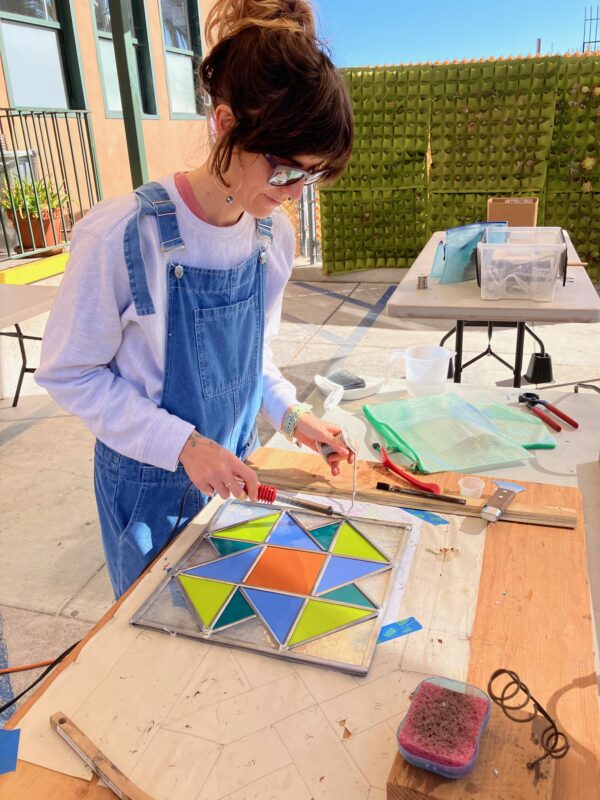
left=213, top=589, right=255, bottom=629
left=209, top=537, right=259, bottom=557
left=309, top=522, right=339, bottom=551
left=320, top=584, right=376, bottom=609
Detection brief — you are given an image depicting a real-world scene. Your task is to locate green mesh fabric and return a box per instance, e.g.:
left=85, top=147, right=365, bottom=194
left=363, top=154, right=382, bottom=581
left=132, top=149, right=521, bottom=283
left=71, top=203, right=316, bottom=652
left=320, top=55, right=599, bottom=279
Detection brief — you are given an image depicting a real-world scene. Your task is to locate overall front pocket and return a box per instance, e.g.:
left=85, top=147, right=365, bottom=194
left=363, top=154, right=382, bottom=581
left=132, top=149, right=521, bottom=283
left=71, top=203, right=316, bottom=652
left=195, top=293, right=261, bottom=399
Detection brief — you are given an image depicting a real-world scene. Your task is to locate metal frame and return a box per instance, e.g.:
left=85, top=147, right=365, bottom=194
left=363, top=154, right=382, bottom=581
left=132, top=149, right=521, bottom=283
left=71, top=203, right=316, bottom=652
left=440, top=320, right=549, bottom=389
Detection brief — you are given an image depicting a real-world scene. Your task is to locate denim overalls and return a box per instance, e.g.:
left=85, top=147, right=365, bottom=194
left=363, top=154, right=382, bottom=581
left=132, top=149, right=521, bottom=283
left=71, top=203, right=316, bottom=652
left=94, top=182, right=272, bottom=597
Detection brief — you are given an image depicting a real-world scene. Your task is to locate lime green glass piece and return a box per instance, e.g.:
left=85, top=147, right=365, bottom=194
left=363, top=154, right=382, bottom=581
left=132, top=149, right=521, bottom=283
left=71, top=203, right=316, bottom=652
left=320, top=584, right=375, bottom=609
left=178, top=575, right=234, bottom=626
left=287, top=599, right=373, bottom=646
left=332, top=522, right=388, bottom=563
left=212, top=513, right=280, bottom=543
left=209, top=537, right=259, bottom=556
left=309, top=522, right=339, bottom=550
left=213, top=589, right=254, bottom=629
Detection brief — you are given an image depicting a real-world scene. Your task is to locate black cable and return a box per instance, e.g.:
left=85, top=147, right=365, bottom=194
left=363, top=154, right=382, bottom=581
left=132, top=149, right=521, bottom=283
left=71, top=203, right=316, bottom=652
left=0, top=641, right=80, bottom=717
left=159, top=480, right=195, bottom=557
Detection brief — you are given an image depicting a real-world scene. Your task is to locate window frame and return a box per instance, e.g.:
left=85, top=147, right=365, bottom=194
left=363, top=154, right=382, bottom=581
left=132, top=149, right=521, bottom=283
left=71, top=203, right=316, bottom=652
left=90, top=0, right=159, bottom=120
left=0, top=0, right=86, bottom=111
left=158, top=0, right=204, bottom=120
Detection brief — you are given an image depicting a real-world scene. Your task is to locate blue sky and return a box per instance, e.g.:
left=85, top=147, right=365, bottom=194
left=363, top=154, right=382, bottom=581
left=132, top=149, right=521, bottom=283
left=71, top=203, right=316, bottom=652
left=314, top=1, right=589, bottom=66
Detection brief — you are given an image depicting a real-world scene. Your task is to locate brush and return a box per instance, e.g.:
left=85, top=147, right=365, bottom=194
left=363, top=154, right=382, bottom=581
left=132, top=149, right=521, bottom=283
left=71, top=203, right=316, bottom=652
left=376, top=481, right=466, bottom=506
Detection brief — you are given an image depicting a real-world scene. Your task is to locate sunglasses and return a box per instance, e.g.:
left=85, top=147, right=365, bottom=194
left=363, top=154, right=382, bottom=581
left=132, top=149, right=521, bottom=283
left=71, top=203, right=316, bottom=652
left=264, top=154, right=326, bottom=187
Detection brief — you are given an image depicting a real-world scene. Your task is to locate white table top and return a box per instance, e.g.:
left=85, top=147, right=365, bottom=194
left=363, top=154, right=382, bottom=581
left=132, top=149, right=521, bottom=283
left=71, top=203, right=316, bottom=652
left=0, top=284, right=57, bottom=329
left=386, top=230, right=600, bottom=323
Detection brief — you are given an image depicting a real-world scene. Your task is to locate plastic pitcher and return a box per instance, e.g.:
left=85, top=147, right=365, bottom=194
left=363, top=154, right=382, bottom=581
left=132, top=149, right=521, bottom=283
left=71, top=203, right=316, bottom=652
left=386, top=345, right=455, bottom=397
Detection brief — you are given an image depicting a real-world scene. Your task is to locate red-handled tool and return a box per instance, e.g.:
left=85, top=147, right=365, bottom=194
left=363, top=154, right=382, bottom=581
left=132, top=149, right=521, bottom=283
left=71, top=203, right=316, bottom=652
left=518, top=392, right=579, bottom=432
left=243, top=482, right=335, bottom=515
left=374, top=443, right=441, bottom=494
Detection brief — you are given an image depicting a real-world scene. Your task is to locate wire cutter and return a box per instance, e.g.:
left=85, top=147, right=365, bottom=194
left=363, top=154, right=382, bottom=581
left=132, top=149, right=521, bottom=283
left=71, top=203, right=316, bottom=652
left=373, top=443, right=441, bottom=494
left=518, top=392, right=579, bottom=432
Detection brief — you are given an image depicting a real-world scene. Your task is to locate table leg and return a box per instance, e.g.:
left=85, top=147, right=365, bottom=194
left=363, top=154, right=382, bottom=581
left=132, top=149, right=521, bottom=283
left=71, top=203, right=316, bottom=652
left=0, top=324, right=42, bottom=407
left=513, top=322, right=526, bottom=388
left=454, top=321, right=464, bottom=383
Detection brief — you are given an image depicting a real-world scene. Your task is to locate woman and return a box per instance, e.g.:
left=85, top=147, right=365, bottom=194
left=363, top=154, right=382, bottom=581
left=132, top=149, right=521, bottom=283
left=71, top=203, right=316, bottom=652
left=36, top=0, right=354, bottom=597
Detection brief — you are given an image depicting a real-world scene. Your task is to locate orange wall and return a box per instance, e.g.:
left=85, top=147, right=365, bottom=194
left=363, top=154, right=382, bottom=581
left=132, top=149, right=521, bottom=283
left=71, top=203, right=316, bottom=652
left=72, top=0, right=216, bottom=200
left=0, top=0, right=217, bottom=200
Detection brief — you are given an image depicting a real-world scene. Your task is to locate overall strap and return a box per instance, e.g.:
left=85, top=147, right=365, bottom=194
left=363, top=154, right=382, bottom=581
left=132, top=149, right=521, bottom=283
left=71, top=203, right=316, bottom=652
left=255, top=217, right=273, bottom=264
left=123, top=181, right=185, bottom=316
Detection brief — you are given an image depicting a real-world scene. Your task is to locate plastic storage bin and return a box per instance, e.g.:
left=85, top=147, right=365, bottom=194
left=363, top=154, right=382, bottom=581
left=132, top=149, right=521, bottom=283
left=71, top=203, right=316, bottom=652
left=397, top=676, right=491, bottom=779
left=476, top=227, right=567, bottom=301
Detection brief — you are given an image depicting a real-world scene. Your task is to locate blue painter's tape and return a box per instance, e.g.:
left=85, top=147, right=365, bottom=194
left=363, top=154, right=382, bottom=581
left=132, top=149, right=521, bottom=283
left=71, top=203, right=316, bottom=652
left=0, top=729, right=20, bottom=773
left=377, top=617, right=423, bottom=644
left=400, top=508, right=448, bottom=526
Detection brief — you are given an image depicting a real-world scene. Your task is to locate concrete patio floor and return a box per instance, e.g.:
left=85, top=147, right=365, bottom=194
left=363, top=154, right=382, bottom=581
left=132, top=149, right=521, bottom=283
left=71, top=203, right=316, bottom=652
left=1, top=272, right=600, bottom=719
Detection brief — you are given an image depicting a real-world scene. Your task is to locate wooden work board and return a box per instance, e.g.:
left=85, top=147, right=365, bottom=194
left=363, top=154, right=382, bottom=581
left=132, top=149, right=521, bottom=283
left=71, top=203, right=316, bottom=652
left=250, top=448, right=600, bottom=799
left=1, top=447, right=599, bottom=800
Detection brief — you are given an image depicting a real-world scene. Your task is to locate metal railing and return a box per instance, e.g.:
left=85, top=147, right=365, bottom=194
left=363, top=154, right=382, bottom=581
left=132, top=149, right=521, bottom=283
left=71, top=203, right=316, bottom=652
left=297, top=183, right=320, bottom=264
left=0, top=108, right=101, bottom=260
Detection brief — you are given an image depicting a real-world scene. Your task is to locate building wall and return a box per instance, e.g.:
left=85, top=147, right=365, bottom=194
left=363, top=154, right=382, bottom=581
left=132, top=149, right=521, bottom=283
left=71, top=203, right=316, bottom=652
left=72, top=0, right=215, bottom=200
left=0, top=0, right=217, bottom=201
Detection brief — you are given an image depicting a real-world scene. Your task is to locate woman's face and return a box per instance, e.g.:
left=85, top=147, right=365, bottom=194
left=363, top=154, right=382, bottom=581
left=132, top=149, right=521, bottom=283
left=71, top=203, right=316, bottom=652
left=211, top=104, right=324, bottom=218
left=235, top=151, right=323, bottom=217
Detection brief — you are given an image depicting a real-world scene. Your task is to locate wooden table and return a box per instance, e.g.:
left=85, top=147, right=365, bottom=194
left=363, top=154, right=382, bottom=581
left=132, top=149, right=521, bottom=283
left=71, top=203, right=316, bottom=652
left=386, top=231, right=600, bottom=387
left=2, top=448, right=599, bottom=798
left=0, top=284, right=57, bottom=406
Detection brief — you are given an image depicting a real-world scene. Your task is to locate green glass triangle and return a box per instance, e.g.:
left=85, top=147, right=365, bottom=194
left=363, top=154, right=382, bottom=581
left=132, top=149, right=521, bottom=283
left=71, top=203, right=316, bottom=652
left=309, top=522, right=340, bottom=551
left=332, top=522, right=388, bottom=563
left=211, top=513, right=280, bottom=543
left=213, top=588, right=254, bottom=629
left=320, top=584, right=375, bottom=609
left=178, top=575, right=235, bottom=626
left=287, top=598, right=372, bottom=646
left=209, top=537, right=259, bottom=556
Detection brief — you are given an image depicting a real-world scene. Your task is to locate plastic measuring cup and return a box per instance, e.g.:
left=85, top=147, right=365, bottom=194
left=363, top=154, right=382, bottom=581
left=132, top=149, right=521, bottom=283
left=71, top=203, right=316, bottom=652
left=386, top=345, right=455, bottom=397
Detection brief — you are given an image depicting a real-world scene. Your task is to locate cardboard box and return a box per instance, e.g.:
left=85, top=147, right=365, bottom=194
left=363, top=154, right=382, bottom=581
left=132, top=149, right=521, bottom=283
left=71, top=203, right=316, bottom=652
left=487, top=197, right=539, bottom=227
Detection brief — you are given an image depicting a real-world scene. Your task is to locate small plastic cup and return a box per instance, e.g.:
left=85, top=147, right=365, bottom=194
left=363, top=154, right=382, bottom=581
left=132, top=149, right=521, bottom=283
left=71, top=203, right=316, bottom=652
left=458, top=476, right=485, bottom=499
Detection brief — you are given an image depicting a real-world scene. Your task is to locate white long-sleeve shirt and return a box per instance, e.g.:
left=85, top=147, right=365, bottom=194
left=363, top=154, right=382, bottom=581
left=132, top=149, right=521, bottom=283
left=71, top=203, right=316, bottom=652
left=36, top=174, right=298, bottom=471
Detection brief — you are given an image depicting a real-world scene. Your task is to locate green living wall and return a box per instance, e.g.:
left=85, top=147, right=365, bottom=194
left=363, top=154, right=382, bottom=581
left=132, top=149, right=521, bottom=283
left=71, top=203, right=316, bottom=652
left=320, top=54, right=600, bottom=280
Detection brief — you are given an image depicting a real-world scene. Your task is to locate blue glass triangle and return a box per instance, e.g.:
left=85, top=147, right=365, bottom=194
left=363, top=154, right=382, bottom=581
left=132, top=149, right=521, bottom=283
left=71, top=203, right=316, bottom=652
left=309, top=522, right=339, bottom=550
left=183, top=546, right=262, bottom=583
left=316, top=556, right=389, bottom=594
left=243, top=588, right=304, bottom=644
left=266, top=514, right=320, bottom=551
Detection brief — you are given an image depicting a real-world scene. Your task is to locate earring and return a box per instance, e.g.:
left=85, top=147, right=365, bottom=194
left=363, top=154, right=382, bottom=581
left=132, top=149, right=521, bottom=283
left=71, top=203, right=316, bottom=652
left=212, top=155, right=243, bottom=205
left=226, top=195, right=233, bottom=204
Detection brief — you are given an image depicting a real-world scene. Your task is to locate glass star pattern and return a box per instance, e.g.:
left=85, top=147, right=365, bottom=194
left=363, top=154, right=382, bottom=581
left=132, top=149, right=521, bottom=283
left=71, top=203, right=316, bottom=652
left=176, top=507, right=392, bottom=648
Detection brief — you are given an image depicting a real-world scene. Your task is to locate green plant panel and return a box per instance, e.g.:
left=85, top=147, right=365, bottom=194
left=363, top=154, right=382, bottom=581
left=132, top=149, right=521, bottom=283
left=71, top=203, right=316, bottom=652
left=545, top=190, right=600, bottom=281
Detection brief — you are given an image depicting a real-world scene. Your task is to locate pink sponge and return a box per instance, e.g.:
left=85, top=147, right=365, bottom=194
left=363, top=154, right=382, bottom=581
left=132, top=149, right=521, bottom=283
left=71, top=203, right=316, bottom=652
left=398, top=677, right=490, bottom=777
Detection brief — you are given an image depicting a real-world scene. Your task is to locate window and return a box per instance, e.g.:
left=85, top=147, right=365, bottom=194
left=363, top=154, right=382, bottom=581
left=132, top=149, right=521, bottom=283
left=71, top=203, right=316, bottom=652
left=92, top=0, right=157, bottom=117
left=0, top=0, right=74, bottom=108
left=159, top=0, right=203, bottom=117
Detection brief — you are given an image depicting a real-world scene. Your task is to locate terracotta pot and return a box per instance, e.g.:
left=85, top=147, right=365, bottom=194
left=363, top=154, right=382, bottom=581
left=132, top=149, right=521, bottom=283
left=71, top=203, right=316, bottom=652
left=7, top=207, right=68, bottom=251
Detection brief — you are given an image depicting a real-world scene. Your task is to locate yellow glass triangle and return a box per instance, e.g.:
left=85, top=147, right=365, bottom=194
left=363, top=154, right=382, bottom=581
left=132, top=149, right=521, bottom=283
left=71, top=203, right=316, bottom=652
left=178, top=575, right=235, bottom=626
left=332, top=522, right=388, bottom=563
left=211, top=513, right=280, bottom=543
left=287, top=599, right=372, bottom=646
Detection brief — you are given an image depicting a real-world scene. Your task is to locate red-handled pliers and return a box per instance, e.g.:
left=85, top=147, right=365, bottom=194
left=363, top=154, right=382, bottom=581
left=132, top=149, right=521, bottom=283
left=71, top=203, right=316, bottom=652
left=374, top=443, right=441, bottom=494
left=518, top=392, right=579, bottom=433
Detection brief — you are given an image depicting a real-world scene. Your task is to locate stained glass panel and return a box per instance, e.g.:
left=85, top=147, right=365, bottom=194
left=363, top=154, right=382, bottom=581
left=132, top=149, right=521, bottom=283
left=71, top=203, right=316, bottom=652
left=316, top=555, right=391, bottom=594
left=320, top=584, right=375, bottom=609
left=332, top=522, right=388, bottom=563
left=178, top=576, right=234, bottom=626
left=213, top=589, right=255, bottom=629
left=243, top=588, right=304, bottom=644
left=308, top=522, right=339, bottom=550
left=210, top=513, right=280, bottom=543
left=245, top=546, right=326, bottom=595
left=266, top=515, right=320, bottom=551
left=182, top=547, right=262, bottom=583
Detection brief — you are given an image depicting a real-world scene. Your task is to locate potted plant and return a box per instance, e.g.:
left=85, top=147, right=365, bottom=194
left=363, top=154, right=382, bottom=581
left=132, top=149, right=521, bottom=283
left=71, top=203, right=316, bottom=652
left=1, top=177, right=70, bottom=251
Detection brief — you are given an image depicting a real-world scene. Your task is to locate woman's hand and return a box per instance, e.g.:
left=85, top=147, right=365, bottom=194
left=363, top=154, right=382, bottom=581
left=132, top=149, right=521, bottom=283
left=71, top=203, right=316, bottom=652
left=293, top=412, right=354, bottom=477
left=179, top=431, right=259, bottom=500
